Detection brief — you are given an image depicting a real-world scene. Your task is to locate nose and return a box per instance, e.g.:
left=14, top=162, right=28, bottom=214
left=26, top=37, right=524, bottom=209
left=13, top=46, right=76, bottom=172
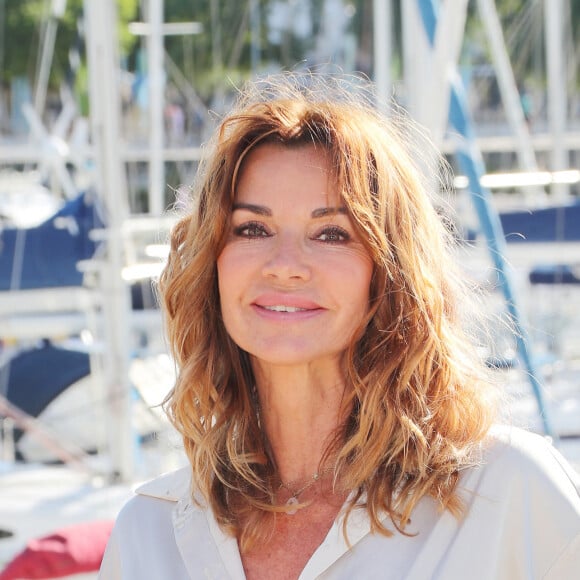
left=261, top=233, right=311, bottom=282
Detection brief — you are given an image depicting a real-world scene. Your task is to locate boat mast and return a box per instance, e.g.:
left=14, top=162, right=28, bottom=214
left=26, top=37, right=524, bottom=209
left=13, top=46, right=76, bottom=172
left=405, top=0, right=556, bottom=439
left=249, top=0, right=261, bottom=73
left=147, top=0, right=165, bottom=216
left=129, top=0, right=202, bottom=215
left=34, top=0, right=67, bottom=117
left=372, top=0, right=393, bottom=112
left=544, top=0, right=569, bottom=200
left=476, top=0, right=542, bottom=201
left=83, top=0, right=134, bottom=482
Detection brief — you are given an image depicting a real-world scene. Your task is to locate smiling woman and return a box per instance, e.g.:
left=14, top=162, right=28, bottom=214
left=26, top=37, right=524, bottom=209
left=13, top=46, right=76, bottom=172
left=99, top=74, right=580, bottom=580
left=217, top=143, right=373, bottom=369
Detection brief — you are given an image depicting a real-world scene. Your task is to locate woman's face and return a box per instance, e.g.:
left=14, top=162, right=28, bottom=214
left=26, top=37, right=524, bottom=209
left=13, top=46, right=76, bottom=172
left=217, top=143, right=373, bottom=369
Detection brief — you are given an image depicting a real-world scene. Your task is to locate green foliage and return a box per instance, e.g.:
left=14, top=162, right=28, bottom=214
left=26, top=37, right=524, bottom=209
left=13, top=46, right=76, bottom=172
left=118, top=0, right=140, bottom=55
left=1, top=0, right=139, bottom=87
left=2, top=0, right=44, bottom=84
left=3, top=0, right=578, bottom=98
left=2, top=0, right=81, bottom=86
left=160, top=0, right=275, bottom=101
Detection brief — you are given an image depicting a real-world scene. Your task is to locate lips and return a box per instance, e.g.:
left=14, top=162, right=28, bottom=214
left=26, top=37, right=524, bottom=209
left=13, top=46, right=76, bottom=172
left=253, top=294, right=322, bottom=311
left=251, top=294, right=324, bottom=320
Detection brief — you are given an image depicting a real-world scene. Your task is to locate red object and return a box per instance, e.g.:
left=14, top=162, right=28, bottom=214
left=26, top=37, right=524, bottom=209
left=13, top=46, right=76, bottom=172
left=0, top=520, right=114, bottom=579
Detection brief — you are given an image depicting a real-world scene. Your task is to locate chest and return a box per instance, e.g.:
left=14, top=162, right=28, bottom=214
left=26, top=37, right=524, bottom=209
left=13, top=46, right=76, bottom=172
left=241, top=503, right=341, bottom=580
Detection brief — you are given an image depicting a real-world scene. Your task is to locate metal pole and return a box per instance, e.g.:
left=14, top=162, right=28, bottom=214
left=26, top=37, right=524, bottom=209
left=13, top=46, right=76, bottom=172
left=210, top=0, right=224, bottom=107
left=249, top=0, right=261, bottom=74
left=34, top=0, right=67, bottom=117
left=428, top=0, right=469, bottom=147
left=416, top=0, right=556, bottom=439
left=544, top=0, right=568, bottom=200
left=372, top=0, right=393, bottom=112
left=83, top=0, right=134, bottom=481
left=148, top=0, right=165, bottom=216
left=477, top=0, right=543, bottom=202
left=0, top=0, right=5, bottom=91
left=402, top=0, right=429, bottom=120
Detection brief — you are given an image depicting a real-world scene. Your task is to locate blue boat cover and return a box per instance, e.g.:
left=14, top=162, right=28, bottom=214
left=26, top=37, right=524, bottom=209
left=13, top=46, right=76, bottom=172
left=500, top=202, right=580, bottom=243
left=1, top=342, right=90, bottom=440
left=0, top=192, right=105, bottom=290
left=529, top=264, right=580, bottom=285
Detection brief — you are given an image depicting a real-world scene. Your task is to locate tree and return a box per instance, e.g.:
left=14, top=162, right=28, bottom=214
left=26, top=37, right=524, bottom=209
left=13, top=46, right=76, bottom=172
left=1, top=0, right=139, bottom=88
left=158, top=0, right=276, bottom=101
left=3, top=1, right=577, bottom=107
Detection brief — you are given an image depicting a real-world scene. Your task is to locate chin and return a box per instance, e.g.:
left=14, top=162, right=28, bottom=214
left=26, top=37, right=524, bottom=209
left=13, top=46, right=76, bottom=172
left=247, top=345, right=342, bottom=369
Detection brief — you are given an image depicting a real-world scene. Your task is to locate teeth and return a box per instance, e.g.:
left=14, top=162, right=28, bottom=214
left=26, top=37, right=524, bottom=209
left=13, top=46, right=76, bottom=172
left=263, top=305, right=307, bottom=312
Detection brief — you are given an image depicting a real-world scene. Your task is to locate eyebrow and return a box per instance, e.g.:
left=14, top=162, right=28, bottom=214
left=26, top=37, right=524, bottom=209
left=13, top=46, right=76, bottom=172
left=311, top=206, right=347, bottom=218
left=232, top=203, right=272, bottom=216
left=232, top=203, right=347, bottom=219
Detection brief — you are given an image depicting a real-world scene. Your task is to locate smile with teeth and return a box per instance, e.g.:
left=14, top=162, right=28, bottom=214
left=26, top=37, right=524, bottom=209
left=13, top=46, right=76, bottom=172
left=262, top=305, right=309, bottom=312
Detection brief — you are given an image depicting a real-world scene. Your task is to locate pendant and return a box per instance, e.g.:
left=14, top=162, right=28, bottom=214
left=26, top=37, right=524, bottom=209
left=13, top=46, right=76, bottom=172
left=285, top=496, right=299, bottom=515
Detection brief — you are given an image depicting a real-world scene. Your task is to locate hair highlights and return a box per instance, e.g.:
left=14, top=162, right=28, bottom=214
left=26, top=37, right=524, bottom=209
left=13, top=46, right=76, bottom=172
left=158, top=73, right=497, bottom=550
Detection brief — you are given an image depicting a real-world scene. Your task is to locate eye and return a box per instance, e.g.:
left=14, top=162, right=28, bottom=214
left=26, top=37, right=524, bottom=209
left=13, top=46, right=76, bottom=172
left=315, top=225, right=350, bottom=243
left=233, top=221, right=271, bottom=238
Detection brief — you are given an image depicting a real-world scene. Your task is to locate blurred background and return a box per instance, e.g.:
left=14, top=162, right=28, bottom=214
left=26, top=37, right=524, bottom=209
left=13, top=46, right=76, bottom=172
left=0, top=1, right=579, bottom=577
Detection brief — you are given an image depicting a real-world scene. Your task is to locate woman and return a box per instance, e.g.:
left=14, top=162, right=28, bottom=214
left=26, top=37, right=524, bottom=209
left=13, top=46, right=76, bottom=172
left=100, top=74, right=580, bottom=579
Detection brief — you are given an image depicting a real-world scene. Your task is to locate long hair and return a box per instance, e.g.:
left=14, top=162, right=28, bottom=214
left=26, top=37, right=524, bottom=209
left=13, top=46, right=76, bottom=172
left=159, top=73, right=497, bottom=550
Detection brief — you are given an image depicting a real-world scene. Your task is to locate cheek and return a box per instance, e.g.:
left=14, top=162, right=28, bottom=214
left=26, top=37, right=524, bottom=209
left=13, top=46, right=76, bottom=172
left=216, top=247, right=250, bottom=324
left=216, top=249, right=233, bottom=305
left=350, top=256, right=374, bottom=308
left=217, top=253, right=233, bottom=306
left=348, top=261, right=374, bottom=342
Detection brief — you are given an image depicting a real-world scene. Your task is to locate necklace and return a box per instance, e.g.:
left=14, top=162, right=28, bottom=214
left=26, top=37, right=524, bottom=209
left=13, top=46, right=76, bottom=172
left=278, top=468, right=333, bottom=515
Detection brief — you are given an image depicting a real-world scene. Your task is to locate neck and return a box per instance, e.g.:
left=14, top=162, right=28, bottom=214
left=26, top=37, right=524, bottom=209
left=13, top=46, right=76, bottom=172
left=252, top=359, right=350, bottom=484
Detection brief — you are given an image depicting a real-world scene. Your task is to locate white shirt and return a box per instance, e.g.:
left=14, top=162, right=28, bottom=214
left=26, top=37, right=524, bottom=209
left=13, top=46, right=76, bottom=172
left=99, top=426, right=580, bottom=579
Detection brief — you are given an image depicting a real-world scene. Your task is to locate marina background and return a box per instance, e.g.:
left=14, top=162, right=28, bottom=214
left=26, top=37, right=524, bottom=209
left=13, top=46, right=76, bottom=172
left=0, top=1, right=579, bottom=577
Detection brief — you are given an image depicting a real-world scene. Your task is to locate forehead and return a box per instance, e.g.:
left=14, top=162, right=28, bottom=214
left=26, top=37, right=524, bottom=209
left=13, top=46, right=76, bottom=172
left=235, top=142, right=340, bottom=207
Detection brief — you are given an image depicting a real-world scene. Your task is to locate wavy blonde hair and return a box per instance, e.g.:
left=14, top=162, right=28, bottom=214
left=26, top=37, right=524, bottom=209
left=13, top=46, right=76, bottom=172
left=159, top=73, right=497, bottom=550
